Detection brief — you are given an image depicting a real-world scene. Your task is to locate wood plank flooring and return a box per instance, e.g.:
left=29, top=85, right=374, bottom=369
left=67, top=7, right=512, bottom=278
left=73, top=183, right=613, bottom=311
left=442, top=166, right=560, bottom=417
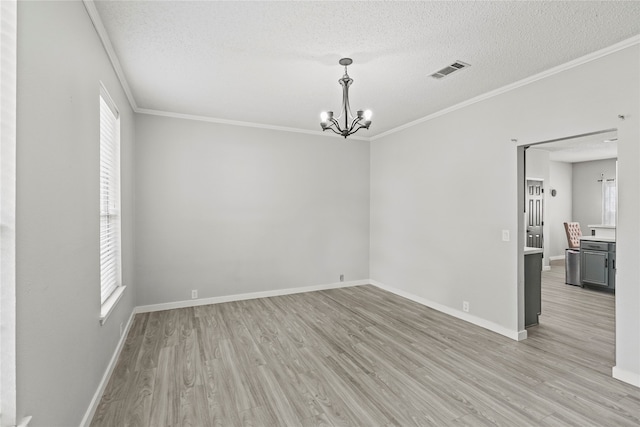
left=91, top=265, right=640, bottom=426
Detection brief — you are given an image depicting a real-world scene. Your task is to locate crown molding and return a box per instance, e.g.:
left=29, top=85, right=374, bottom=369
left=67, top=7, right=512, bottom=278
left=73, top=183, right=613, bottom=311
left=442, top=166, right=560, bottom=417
left=136, top=108, right=370, bottom=141
left=82, top=2, right=638, bottom=143
left=83, top=0, right=138, bottom=111
left=82, top=1, right=370, bottom=140
left=370, top=34, right=640, bottom=141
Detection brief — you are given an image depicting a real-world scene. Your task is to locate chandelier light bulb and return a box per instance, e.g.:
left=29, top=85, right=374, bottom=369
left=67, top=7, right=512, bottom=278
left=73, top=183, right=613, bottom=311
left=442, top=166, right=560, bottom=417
left=364, top=110, right=372, bottom=121
left=320, top=111, right=328, bottom=122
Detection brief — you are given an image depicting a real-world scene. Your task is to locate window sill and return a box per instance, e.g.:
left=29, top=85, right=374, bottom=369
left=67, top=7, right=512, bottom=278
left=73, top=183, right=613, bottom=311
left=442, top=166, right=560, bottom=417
left=100, top=286, right=126, bottom=326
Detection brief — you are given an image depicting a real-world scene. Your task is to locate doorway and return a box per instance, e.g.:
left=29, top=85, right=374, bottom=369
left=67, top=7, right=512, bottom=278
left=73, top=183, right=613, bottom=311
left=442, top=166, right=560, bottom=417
left=517, top=128, right=618, bottom=350
left=523, top=129, right=618, bottom=269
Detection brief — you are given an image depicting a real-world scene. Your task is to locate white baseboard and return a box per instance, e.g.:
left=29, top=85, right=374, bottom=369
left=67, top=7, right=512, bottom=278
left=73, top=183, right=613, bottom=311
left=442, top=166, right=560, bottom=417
left=542, top=266, right=551, bottom=271
left=549, top=255, right=566, bottom=261
left=80, top=310, right=136, bottom=427
left=369, top=280, right=522, bottom=341
left=135, top=279, right=367, bottom=314
left=612, top=366, right=640, bottom=387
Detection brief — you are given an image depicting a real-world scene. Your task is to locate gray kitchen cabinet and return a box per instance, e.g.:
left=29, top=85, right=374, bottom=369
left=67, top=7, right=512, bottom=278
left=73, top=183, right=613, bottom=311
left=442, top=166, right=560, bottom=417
left=581, top=250, right=608, bottom=287
left=580, top=239, right=615, bottom=290
left=525, top=251, right=542, bottom=328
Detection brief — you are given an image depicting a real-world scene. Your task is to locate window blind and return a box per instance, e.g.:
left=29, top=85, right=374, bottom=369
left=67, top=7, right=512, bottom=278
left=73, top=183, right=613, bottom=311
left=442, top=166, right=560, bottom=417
left=99, top=88, right=121, bottom=304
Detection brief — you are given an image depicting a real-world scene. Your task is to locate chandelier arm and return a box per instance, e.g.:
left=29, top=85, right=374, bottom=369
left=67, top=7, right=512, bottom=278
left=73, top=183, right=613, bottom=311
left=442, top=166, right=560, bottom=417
left=323, top=126, right=343, bottom=136
left=348, top=117, right=363, bottom=134
left=323, top=117, right=341, bottom=132
left=329, top=117, right=342, bottom=130
left=346, top=125, right=367, bottom=136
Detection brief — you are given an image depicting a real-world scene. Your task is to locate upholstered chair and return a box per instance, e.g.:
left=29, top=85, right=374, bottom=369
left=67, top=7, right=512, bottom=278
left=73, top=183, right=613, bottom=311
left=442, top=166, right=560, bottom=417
left=563, top=222, right=582, bottom=249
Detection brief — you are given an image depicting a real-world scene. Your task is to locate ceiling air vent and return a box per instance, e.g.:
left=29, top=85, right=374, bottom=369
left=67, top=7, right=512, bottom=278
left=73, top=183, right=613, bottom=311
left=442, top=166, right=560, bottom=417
left=430, top=61, right=470, bottom=79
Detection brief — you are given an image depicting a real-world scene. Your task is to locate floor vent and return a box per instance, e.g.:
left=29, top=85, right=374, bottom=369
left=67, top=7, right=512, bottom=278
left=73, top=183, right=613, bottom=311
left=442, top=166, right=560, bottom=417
left=430, top=61, right=470, bottom=79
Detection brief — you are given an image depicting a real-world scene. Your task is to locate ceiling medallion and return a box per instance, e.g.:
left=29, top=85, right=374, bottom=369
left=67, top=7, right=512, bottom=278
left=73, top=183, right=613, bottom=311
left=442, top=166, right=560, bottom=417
left=320, top=58, right=372, bottom=138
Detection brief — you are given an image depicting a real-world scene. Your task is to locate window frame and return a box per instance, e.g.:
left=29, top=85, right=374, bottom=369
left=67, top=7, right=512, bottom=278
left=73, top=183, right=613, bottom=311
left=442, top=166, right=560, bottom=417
left=1, top=1, right=18, bottom=423
left=99, top=83, right=125, bottom=324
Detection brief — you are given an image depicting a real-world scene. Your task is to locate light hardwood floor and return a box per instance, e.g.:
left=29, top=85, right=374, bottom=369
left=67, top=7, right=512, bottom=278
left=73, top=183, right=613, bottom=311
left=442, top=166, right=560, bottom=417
left=91, top=264, right=640, bottom=426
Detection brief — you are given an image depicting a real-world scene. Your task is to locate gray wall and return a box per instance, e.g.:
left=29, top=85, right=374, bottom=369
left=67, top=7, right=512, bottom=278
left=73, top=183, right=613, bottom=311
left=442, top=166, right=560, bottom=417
left=525, top=148, right=549, bottom=179
left=370, top=45, right=639, bottom=379
left=548, top=160, right=573, bottom=257
left=525, top=151, right=575, bottom=262
left=572, top=158, right=617, bottom=236
left=16, top=2, right=135, bottom=425
left=134, top=114, right=370, bottom=306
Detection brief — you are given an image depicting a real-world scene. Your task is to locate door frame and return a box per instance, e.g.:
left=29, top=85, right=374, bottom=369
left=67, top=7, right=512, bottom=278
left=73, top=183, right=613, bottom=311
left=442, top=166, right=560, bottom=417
left=516, top=128, right=617, bottom=336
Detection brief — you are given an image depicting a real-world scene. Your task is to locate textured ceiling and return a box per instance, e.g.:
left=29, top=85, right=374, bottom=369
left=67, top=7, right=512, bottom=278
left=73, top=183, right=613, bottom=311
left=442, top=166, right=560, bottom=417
left=92, top=1, right=640, bottom=138
left=531, top=130, right=617, bottom=163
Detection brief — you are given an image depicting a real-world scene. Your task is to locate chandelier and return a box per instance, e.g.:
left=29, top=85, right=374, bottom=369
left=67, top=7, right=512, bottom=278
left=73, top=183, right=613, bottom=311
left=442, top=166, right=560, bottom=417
left=320, top=58, right=372, bottom=138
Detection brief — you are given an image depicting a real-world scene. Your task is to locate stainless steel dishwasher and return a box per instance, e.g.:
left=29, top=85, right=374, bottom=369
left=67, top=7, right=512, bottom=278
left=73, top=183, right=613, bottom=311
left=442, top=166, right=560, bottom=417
left=565, top=249, right=581, bottom=286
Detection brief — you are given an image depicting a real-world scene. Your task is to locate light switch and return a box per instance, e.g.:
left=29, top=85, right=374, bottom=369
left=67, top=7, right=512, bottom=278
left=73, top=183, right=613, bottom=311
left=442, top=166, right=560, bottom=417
left=502, top=230, right=510, bottom=241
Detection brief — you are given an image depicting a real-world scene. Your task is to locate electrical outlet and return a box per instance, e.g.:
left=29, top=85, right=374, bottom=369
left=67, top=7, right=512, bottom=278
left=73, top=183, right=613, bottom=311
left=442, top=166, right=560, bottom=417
left=502, top=230, right=510, bottom=241
left=340, top=274, right=344, bottom=282
left=191, top=289, right=198, bottom=299
left=463, top=301, right=470, bottom=312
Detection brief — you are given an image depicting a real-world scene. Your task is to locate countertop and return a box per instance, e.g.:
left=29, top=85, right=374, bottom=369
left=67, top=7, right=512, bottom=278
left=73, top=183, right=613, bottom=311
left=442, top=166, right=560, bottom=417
left=587, top=224, right=616, bottom=229
left=580, top=236, right=616, bottom=243
left=524, top=247, right=543, bottom=255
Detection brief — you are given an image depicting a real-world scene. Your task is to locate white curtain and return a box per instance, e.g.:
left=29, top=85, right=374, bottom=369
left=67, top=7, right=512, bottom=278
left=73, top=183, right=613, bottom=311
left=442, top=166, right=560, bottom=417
left=602, top=179, right=616, bottom=226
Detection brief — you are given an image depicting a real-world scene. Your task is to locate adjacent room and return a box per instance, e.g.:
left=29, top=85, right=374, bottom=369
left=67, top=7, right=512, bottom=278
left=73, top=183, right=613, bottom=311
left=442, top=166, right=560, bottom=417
left=521, top=131, right=620, bottom=376
left=1, top=1, right=640, bottom=426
